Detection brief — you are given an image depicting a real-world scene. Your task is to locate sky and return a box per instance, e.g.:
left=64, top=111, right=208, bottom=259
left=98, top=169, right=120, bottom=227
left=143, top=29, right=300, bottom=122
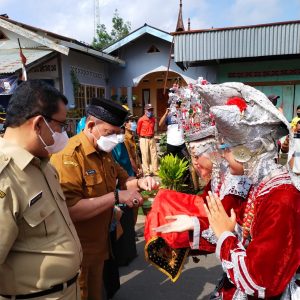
left=1, top=0, right=300, bottom=44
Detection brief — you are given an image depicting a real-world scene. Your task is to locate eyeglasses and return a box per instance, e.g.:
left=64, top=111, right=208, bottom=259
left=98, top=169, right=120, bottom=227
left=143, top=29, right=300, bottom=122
left=26, top=113, right=69, bottom=131
left=43, top=115, right=69, bottom=131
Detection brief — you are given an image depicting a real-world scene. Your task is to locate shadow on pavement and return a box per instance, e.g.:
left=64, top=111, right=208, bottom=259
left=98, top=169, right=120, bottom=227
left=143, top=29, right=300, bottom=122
left=113, top=236, right=222, bottom=300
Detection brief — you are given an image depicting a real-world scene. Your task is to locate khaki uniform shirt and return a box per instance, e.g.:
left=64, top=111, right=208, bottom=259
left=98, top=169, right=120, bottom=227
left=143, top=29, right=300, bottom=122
left=50, top=131, right=129, bottom=259
left=0, top=138, right=82, bottom=295
left=124, top=130, right=137, bottom=164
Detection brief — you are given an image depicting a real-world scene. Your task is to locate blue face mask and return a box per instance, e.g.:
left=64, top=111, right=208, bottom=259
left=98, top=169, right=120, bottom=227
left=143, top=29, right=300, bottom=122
left=130, top=122, right=137, bottom=132
left=146, top=111, right=153, bottom=118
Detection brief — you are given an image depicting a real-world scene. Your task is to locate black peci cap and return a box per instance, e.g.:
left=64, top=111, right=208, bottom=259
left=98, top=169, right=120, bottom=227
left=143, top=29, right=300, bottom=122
left=86, top=98, right=129, bottom=127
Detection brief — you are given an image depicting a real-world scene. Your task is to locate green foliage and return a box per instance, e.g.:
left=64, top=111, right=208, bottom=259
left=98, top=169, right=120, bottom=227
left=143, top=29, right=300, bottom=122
left=158, top=154, right=189, bottom=191
left=92, top=9, right=131, bottom=50
left=142, top=200, right=153, bottom=209
left=159, top=133, right=167, bottom=154
left=141, top=190, right=158, bottom=199
left=111, top=10, right=131, bottom=41
left=92, top=24, right=112, bottom=50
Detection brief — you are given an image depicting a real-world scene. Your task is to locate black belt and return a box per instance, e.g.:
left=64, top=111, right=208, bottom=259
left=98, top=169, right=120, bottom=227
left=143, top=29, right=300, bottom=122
left=140, top=136, right=154, bottom=139
left=1, top=273, right=79, bottom=299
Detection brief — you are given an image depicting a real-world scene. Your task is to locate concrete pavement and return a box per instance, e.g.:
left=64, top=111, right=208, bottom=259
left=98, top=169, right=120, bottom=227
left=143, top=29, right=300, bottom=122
left=113, top=215, right=222, bottom=300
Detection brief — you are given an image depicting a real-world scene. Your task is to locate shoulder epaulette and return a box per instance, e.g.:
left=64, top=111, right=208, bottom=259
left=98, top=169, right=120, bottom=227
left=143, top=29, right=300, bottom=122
left=0, top=153, right=11, bottom=174
left=64, top=137, right=81, bottom=156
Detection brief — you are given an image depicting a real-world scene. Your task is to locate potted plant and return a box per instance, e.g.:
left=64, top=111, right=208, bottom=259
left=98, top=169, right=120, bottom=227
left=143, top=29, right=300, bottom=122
left=141, top=155, right=189, bottom=216
left=158, top=154, right=189, bottom=192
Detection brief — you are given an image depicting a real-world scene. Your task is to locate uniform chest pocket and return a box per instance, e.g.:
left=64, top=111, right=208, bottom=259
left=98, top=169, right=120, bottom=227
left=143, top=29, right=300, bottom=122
left=83, top=172, right=103, bottom=197
left=21, top=199, right=60, bottom=249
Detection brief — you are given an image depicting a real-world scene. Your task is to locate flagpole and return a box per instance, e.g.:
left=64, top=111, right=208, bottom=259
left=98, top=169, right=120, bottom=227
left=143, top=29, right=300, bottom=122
left=18, top=38, right=27, bottom=81
left=163, top=36, right=174, bottom=96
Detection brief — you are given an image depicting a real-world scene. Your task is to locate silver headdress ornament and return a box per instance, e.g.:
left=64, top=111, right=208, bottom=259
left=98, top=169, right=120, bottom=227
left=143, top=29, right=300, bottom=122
left=196, top=82, right=299, bottom=190
left=187, top=125, right=217, bottom=157
left=170, top=80, right=253, bottom=198
left=168, top=79, right=225, bottom=194
left=167, top=80, right=217, bottom=157
left=165, top=80, right=221, bottom=193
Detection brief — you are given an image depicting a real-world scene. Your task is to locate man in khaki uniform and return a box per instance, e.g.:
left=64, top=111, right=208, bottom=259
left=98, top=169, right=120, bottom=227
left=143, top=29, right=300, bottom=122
left=0, top=80, right=82, bottom=300
left=124, top=115, right=141, bottom=176
left=50, top=98, right=158, bottom=300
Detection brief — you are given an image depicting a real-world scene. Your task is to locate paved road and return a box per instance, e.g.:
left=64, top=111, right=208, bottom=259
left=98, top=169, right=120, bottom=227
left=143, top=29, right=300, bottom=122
left=113, top=216, right=222, bottom=300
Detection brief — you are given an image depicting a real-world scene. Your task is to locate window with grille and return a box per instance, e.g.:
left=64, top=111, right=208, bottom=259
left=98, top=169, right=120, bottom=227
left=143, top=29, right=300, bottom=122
left=74, top=84, right=105, bottom=116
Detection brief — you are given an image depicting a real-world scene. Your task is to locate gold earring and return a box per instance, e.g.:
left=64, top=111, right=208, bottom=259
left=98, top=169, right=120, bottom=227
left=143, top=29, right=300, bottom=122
left=232, top=145, right=252, bottom=163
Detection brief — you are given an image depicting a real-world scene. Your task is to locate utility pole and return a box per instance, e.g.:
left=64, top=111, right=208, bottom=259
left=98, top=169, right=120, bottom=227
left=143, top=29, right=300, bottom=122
left=94, top=0, right=100, bottom=37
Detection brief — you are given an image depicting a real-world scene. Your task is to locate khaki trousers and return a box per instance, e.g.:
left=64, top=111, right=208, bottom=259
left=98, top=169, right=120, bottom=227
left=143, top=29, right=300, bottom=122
left=139, top=137, right=158, bottom=175
left=79, top=254, right=104, bottom=300
left=0, top=282, right=80, bottom=300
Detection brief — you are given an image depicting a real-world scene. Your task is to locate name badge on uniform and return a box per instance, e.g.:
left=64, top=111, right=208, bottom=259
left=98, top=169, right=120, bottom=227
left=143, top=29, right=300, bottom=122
left=29, top=191, right=43, bottom=207
left=86, top=169, right=96, bottom=175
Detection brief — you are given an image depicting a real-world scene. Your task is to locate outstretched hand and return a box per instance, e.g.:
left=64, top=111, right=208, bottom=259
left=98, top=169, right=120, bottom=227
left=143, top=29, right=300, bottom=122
left=204, top=191, right=236, bottom=239
left=153, top=215, right=194, bottom=233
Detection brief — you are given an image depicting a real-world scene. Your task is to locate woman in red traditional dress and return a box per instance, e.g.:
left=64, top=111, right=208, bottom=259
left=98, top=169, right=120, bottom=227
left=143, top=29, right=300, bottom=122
left=155, top=83, right=300, bottom=299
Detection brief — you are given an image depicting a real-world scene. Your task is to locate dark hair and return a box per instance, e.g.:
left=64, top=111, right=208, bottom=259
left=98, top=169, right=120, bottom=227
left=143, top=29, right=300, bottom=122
left=297, top=120, right=300, bottom=125
left=5, top=80, right=68, bottom=128
left=297, top=105, right=300, bottom=110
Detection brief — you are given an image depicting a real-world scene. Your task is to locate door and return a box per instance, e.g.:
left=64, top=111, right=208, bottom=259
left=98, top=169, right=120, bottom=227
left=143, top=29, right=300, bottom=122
left=142, top=89, right=150, bottom=109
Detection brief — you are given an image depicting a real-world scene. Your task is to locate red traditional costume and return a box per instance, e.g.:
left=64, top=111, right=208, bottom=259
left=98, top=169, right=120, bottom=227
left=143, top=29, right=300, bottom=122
left=197, top=82, right=300, bottom=299
left=211, top=169, right=300, bottom=299
left=146, top=82, right=300, bottom=299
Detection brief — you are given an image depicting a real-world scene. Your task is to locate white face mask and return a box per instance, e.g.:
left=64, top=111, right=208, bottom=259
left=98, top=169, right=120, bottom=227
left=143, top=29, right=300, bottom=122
left=117, top=133, right=125, bottom=143
left=96, top=133, right=124, bottom=152
left=39, top=117, right=69, bottom=154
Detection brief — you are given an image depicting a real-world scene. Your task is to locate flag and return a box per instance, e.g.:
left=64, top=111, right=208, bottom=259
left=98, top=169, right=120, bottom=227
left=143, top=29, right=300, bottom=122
left=17, top=38, right=27, bottom=81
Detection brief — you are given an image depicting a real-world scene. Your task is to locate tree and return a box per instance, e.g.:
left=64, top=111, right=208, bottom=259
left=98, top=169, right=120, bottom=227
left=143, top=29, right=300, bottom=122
left=92, top=9, right=131, bottom=50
